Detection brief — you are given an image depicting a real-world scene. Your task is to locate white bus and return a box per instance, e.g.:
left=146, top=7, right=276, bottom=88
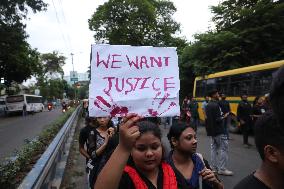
left=6, top=94, right=44, bottom=114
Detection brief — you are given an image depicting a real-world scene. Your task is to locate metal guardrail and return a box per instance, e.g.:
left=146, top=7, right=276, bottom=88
left=18, top=106, right=81, bottom=189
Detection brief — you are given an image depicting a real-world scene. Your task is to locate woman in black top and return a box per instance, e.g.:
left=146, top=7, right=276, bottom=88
left=94, top=114, right=178, bottom=189
left=79, top=116, right=118, bottom=188
left=167, top=122, right=224, bottom=189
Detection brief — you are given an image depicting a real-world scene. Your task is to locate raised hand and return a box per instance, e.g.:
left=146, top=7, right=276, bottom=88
left=119, top=113, right=142, bottom=152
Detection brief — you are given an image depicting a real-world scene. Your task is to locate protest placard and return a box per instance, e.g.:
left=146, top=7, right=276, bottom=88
left=89, top=44, right=180, bottom=117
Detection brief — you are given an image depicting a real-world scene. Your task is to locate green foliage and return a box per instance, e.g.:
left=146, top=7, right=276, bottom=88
left=34, top=52, right=67, bottom=100
left=38, top=79, right=70, bottom=100
left=181, top=0, right=284, bottom=77
left=0, top=0, right=47, bottom=85
left=40, top=51, right=66, bottom=77
left=88, top=0, right=187, bottom=52
left=0, top=108, right=75, bottom=188
left=77, top=83, right=89, bottom=99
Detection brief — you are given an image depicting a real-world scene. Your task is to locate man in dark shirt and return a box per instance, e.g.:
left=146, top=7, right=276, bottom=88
left=218, top=93, right=231, bottom=139
left=234, top=111, right=284, bottom=189
left=237, top=94, right=253, bottom=148
left=205, top=90, right=233, bottom=176
left=188, top=96, right=199, bottom=131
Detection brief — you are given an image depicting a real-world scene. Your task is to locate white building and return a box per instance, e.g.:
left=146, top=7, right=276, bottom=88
left=64, top=71, right=89, bottom=85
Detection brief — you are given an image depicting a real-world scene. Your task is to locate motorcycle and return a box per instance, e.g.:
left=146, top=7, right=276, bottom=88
left=62, top=105, right=67, bottom=113
left=47, top=104, right=52, bottom=111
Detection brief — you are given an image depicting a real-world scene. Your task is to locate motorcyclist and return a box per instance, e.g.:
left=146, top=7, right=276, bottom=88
left=62, top=101, right=67, bottom=112
left=47, top=102, right=53, bottom=111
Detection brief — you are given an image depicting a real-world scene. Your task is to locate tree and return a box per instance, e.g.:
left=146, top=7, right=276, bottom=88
left=35, top=52, right=67, bottom=100
left=181, top=0, right=284, bottom=77
left=40, top=51, right=66, bottom=78
left=88, top=0, right=187, bottom=52
left=0, top=0, right=47, bottom=85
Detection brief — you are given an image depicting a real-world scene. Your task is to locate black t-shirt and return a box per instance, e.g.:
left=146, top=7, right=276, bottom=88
left=234, top=174, right=270, bottom=189
left=80, top=125, right=119, bottom=187
left=79, top=125, right=118, bottom=160
left=79, top=125, right=97, bottom=156
left=118, top=166, right=164, bottom=189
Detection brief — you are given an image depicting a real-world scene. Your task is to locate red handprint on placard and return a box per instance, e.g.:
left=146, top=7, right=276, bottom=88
left=94, top=91, right=129, bottom=117
left=93, top=91, right=177, bottom=117
left=147, top=92, right=177, bottom=117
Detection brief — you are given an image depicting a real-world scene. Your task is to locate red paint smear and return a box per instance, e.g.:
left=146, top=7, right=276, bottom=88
left=148, top=109, right=158, bottom=116
left=94, top=100, right=108, bottom=112
left=96, top=96, right=111, bottom=108
left=110, top=106, right=129, bottom=117
left=158, top=93, right=170, bottom=108
left=152, top=92, right=162, bottom=105
left=120, top=107, right=128, bottom=115
left=159, top=101, right=177, bottom=116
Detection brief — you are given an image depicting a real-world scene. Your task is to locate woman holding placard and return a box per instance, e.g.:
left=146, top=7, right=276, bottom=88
left=94, top=114, right=178, bottom=189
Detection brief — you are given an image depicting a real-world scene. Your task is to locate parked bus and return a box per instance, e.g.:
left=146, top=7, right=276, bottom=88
left=193, top=60, right=284, bottom=133
left=6, top=94, right=44, bottom=114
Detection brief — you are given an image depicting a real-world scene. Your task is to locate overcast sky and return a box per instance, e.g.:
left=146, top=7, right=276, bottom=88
left=25, top=0, right=220, bottom=76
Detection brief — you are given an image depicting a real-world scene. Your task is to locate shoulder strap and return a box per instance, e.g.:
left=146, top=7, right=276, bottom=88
left=196, top=153, right=206, bottom=168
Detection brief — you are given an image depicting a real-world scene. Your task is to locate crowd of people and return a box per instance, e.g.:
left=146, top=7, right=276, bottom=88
left=78, top=66, right=284, bottom=189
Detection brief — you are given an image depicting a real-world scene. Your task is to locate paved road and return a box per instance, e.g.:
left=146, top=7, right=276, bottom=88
left=161, top=124, right=261, bottom=189
left=0, top=108, right=62, bottom=160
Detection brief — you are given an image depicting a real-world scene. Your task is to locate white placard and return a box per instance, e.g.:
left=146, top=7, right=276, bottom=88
left=89, top=44, right=180, bottom=117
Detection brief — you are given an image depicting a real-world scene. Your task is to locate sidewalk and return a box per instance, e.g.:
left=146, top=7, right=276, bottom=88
left=61, top=117, right=89, bottom=189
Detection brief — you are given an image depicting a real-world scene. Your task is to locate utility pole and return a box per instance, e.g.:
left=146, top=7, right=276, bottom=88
left=71, top=53, right=76, bottom=100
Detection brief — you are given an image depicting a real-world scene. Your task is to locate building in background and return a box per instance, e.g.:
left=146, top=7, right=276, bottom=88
left=64, top=71, right=89, bottom=85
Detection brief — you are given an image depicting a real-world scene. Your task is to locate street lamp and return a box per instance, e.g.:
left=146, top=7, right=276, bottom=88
left=70, top=53, right=76, bottom=100
left=70, top=52, right=82, bottom=100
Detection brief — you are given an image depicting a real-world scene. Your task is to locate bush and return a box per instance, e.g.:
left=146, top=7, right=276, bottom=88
left=0, top=108, right=75, bottom=188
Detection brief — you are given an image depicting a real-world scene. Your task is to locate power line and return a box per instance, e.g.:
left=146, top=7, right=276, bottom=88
left=57, top=0, right=73, bottom=52
left=51, top=0, right=72, bottom=53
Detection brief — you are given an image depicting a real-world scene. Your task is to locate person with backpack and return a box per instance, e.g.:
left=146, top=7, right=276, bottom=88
left=79, top=116, right=118, bottom=188
left=167, top=122, right=224, bottom=189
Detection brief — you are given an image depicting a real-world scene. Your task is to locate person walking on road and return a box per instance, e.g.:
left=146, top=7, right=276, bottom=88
left=202, top=96, right=210, bottom=120
left=188, top=96, right=200, bottom=131
left=167, top=122, right=224, bottom=189
left=234, top=111, right=284, bottom=189
left=202, top=95, right=210, bottom=134
left=22, top=103, right=27, bottom=117
left=218, top=93, right=231, bottom=139
left=205, top=90, right=233, bottom=176
left=237, top=94, right=253, bottom=148
left=79, top=116, right=118, bottom=188
left=181, top=95, right=191, bottom=124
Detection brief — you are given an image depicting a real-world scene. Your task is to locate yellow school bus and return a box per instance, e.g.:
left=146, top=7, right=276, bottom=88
left=193, top=60, right=284, bottom=133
